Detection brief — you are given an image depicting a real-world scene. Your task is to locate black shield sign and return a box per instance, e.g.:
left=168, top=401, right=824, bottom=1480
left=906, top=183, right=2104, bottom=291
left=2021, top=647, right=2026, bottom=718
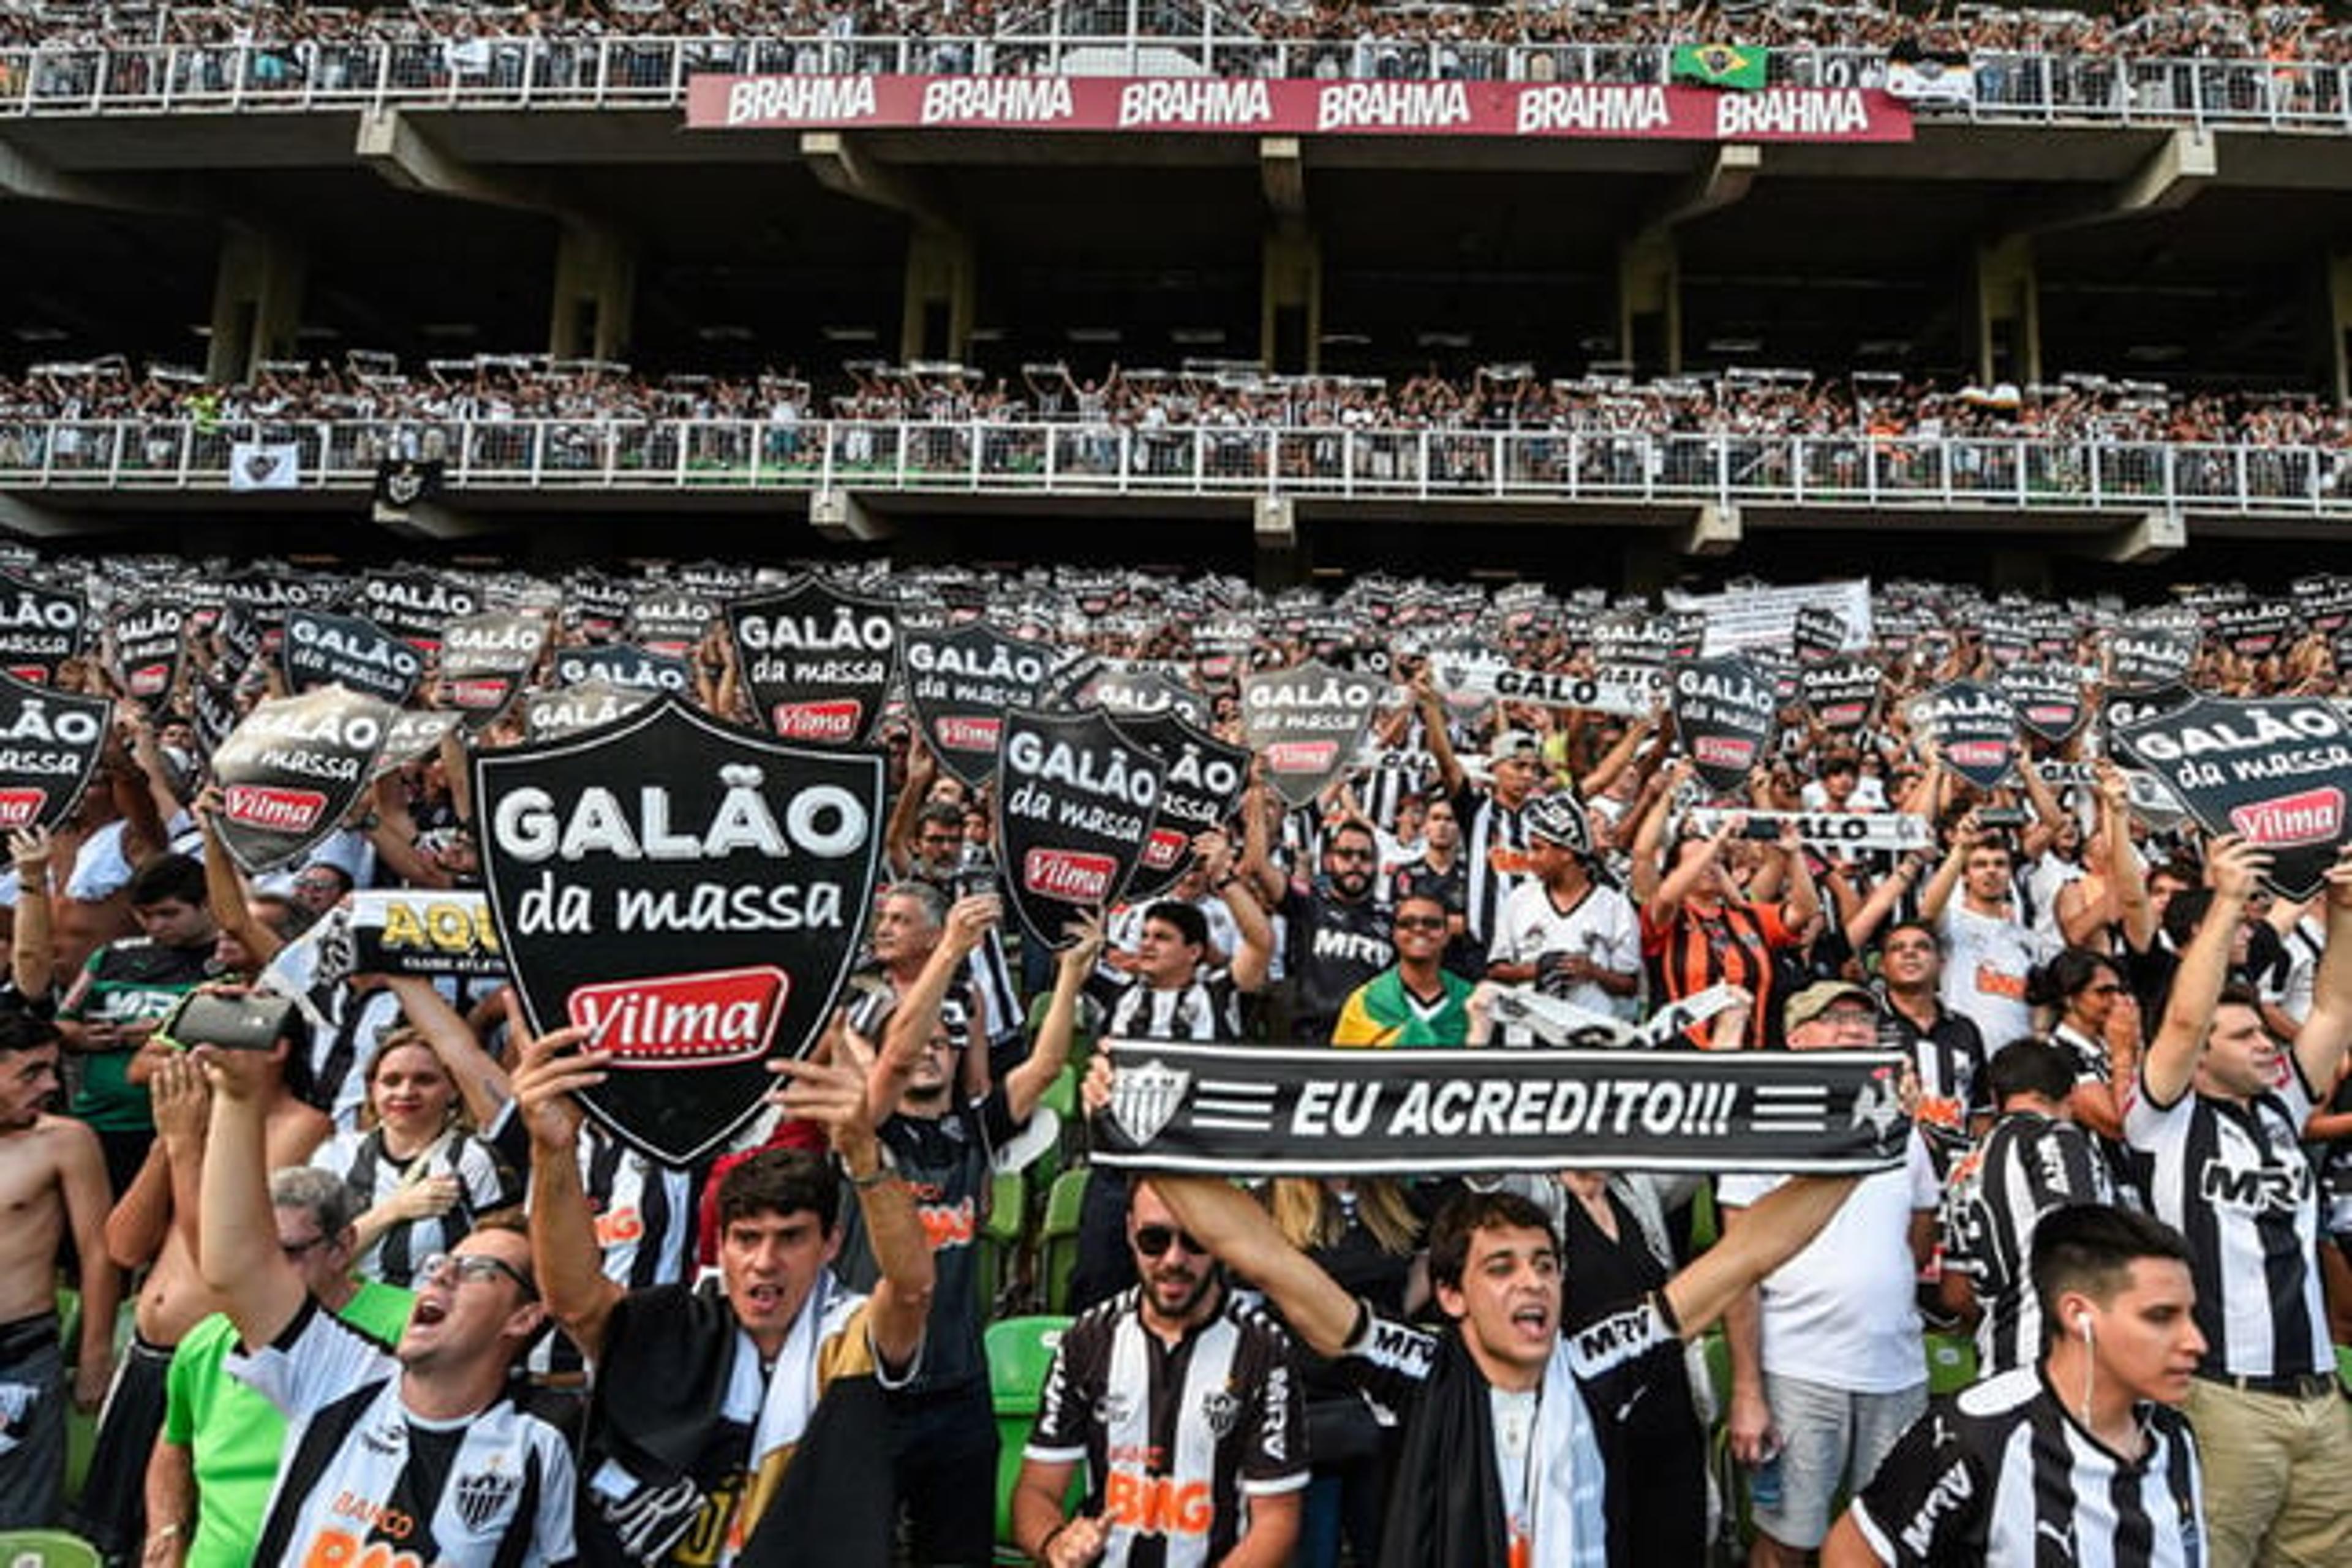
left=524, top=680, right=656, bottom=742
left=0, top=572, right=87, bottom=685
left=361, top=570, right=477, bottom=654
left=379, top=708, right=464, bottom=770
left=282, top=609, right=423, bottom=706
left=1800, top=658, right=1882, bottom=736
left=112, top=599, right=188, bottom=703
left=473, top=697, right=884, bottom=1164
left=209, top=685, right=394, bottom=873
left=2103, top=683, right=2197, bottom=747
left=903, top=625, right=1054, bottom=788
left=1116, top=713, right=1253, bottom=902
left=1792, top=605, right=1849, bottom=664
left=566, top=573, right=635, bottom=642
left=631, top=590, right=716, bottom=660
left=1240, top=660, right=1382, bottom=810
left=1997, top=662, right=2087, bottom=745
left=724, top=579, right=900, bottom=746
left=2111, top=696, right=2352, bottom=902
left=440, top=611, right=550, bottom=730
left=1671, top=655, right=1777, bottom=797
left=553, top=644, right=693, bottom=695
left=2293, top=574, right=2352, bottom=636
left=2107, top=625, right=2197, bottom=692
left=1087, top=665, right=1211, bottom=729
left=994, top=708, right=1165, bottom=952
left=2212, top=600, right=2297, bottom=661
left=1913, top=681, right=2018, bottom=791
left=190, top=663, right=242, bottom=758
left=0, top=671, right=110, bottom=834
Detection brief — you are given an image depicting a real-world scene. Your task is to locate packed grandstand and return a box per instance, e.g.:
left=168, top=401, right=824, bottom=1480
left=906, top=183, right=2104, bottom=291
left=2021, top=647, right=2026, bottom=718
left=0, top=3, right=2348, bottom=1567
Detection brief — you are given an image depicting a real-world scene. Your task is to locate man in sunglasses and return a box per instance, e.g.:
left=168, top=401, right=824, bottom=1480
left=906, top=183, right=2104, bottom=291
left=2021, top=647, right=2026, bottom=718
left=1332, top=892, right=1482, bottom=1047
left=193, top=1038, right=576, bottom=1567
left=1272, top=816, right=1395, bottom=1046
left=1012, top=1178, right=1306, bottom=1568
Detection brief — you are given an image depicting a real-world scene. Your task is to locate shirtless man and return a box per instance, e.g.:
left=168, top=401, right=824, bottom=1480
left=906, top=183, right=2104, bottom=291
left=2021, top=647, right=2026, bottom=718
left=0, top=1007, right=118, bottom=1527
left=71, top=994, right=326, bottom=1559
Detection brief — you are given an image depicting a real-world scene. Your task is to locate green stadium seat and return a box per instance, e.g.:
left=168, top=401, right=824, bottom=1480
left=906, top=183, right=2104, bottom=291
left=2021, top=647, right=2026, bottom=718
left=0, top=1528, right=104, bottom=1567
left=1036, top=1167, right=1091, bottom=1316
left=977, top=1167, right=1026, bottom=1315
left=1686, top=1180, right=1720, bottom=1253
left=988, top=1316, right=1075, bottom=1564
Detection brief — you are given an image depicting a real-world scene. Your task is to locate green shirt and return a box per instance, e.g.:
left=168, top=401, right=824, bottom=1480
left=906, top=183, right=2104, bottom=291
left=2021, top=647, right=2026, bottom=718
left=62, top=935, right=213, bottom=1133
left=162, top=1281, right=414, bottom=1568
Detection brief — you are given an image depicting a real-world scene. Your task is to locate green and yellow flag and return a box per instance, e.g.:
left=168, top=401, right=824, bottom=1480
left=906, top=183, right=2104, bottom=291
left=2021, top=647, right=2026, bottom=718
left=1671, top=42, right=1768, bottom=91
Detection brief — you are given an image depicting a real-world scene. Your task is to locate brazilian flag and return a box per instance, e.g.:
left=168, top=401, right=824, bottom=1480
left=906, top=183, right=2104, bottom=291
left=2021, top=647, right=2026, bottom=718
left=1672, top=42, right=1768, bottom=91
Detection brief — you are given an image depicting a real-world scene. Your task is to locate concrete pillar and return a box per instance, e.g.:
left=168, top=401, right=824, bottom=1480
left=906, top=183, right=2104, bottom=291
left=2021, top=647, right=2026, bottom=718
left=2329, top=252, right=2352, bottom=409
left=206, top=224, right=305, bottom=383
left=549, top=223, right=636, bottom=363
left=900, top=223, right=975, bottom=364
left=1261, top=226, right=1321, bottom=373
left=1618, top=228, right=1679, bottom=376
left=1974, top=235, right=2041, bottom=388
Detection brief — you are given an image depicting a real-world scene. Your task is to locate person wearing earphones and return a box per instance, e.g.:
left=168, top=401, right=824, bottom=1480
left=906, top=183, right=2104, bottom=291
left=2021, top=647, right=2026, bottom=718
left=1824, top=1204, right=2208, bottom=1566
left=2121, top=836, right=2352, bottom=1568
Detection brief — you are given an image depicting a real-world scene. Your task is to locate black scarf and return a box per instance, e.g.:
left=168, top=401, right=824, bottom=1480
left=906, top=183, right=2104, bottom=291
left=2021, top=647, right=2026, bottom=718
left=1376, top=1329, right=1506, bottom=1568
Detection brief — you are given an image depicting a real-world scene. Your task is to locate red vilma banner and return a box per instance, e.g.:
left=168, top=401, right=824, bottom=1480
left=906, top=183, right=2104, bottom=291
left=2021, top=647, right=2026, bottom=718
left=687, top=73, right=1914, bottom=142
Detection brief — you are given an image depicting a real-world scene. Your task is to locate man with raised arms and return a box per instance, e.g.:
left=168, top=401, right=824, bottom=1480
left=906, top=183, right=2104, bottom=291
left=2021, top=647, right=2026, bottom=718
left=515, top=1012, right=934, bottom=1566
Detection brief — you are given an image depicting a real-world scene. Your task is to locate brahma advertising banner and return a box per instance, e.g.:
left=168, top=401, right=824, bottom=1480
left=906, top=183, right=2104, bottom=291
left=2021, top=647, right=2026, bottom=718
left=687, top=74, right=1913, bottom=143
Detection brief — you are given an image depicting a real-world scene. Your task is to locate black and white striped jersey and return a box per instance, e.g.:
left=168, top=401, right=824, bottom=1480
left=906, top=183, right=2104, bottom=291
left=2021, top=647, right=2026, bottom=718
left=1025, top=1286, right=1306, bottom=1568
left=1848, top=1367, right=2204, bottom=1568
left=1085, top=966, right=1248, bottom=1042
left=2124, top=1065, right=2330, bottom=1379
left=1940, top=1110, right=2114, bottom=1374
left=311, top=1128, right=524, bottom=1289
left=1451, top=783, right=1537, bottom=946
left=230, top=1299, right=578, bottom=1568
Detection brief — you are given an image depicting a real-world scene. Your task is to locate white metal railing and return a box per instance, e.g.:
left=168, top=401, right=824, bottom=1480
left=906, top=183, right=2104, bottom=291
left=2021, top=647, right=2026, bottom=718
left=4, top=417, right=2346, bottom=515
left=0, top=36, right=2348, bottom=133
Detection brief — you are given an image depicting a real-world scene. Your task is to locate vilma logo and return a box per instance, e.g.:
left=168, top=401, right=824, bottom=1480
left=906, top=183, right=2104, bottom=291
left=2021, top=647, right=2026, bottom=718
left=567, top=967, right=791, bottom=1069
left=1110, top=1057, right=1191, bottom=1145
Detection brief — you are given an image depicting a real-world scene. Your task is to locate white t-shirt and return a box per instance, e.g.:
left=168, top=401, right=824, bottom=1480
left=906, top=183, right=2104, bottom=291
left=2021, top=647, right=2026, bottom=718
left=1935, top=900, right=2058, bottom=1050
left=1718, top=1132, right=1939, bottom=1393
left=1486, top=878, right=1640, bottom=1027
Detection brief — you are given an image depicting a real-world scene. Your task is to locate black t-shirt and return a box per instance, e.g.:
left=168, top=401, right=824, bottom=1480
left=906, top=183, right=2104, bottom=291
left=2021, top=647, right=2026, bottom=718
left=837, top=1088, right=1019, bottom=1396
left=1279, top=882, right=1393, bottom=1042
left=1559, top=1194, right=1703, bottom=1566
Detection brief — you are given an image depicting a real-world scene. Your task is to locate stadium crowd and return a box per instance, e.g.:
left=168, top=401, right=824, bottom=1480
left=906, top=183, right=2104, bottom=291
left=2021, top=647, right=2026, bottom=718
left=0, top=549, right=2342, bottom=1567
left=3, top=0, right=2351, bottom=77
left=1, top=0, right=2348, bottom=62
left=5, top=353, right=2350, bottom=450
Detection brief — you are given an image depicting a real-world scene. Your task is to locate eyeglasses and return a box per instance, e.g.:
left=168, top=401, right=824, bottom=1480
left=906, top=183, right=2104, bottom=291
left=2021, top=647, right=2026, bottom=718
left=1395, top=915, right=1448, bottom=932
left=417, top=1251, right=538, bottom=1300
left=1330, top=848, right=1374, bottom=862
left=1132, top=1226, right=1207, bottom=1259
left=279, top=1232, right=331, bottom=1257
left=2086, top=983, right=2128, bottom=997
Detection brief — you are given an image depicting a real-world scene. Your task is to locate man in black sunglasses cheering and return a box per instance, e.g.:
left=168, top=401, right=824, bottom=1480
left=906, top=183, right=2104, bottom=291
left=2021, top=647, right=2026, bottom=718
left=1012, top=1178, right=1306, bottom=1568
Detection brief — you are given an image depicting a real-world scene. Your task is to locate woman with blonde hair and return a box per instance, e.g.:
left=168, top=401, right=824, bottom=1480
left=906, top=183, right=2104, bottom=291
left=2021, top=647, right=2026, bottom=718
left=308, top=1012, right=519, bottom=1287
left=1268, top=1176, right=1430, bottom=1568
